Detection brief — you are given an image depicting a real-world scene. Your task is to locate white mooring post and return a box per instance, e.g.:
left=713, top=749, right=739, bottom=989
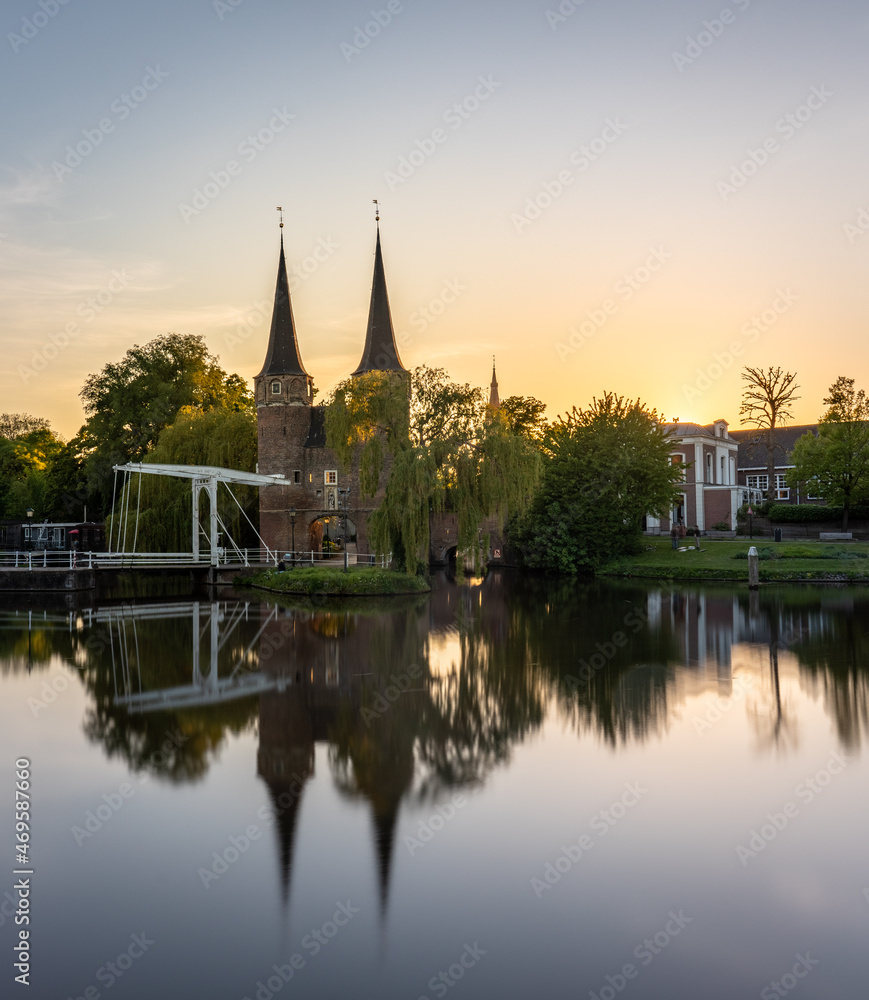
left=748, top=546, right=760, bottom=590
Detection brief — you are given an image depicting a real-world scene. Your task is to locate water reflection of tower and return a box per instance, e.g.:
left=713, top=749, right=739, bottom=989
left=257, top=680, right=314, bottom=904
left=255, top=601, right=427, bottom=922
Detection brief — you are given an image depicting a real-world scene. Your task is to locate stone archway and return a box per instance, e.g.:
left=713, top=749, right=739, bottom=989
left=307, top=515, right=357, bottom=556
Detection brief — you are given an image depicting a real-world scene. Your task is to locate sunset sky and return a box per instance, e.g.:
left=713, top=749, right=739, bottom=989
left=2, top=0, right=867, bottom=439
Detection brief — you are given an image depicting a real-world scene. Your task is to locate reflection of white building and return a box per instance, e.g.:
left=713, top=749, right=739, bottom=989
left=645, top=420, right=749, bottom=533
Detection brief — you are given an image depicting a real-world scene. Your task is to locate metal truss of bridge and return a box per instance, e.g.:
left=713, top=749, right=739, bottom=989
left=112, top=463, right=285, bottom=567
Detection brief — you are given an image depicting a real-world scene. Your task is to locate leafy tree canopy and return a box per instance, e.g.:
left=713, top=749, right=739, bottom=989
left=499, top=395, right=548, bottom=444
left=512, top=392, right=682, bottom=574
left=79, top=333, right=253, bottom=516
left=0, top=413, right=51, bottom=440
left=0, top=424, right=64, bottom=520
left=325, top=366, right=541, bottom=572
left=788, top=376, right=869, bottom=529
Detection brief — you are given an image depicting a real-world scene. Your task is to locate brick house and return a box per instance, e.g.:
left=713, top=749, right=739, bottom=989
left=645, top=420, right=742, bottom=533
left=729, top=424, right=821, bottom=505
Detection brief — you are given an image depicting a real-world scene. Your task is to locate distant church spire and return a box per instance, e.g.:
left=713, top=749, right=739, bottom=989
left=256, top=209, right=309, bottom=378
left=488, top=356, right=500, bottom=409
left=352, top=204, right=407, bottom=375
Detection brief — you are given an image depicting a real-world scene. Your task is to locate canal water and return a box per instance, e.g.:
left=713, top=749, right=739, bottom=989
left=1, top=572, right=867, bottom=999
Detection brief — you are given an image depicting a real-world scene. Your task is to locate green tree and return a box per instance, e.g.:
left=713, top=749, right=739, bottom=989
left=739, top=366, right=800, bottom=502
left=325, top=366, right=541, bottom=572
left=499, top=395, right=548, bottom=444
left=0, top=425, right=64, bottom=519
left=0, top=413, right=50, bottom=439
left=512, top=393, right=683, bottom=574
left=42, top=434, right=94, bottom=523
left=79, top=333, right=253, bottom=515
left=788, top=376, right=869, bottom=530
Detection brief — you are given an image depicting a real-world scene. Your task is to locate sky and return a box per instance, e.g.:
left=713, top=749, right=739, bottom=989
left=1, top=0, right=867, bottom=439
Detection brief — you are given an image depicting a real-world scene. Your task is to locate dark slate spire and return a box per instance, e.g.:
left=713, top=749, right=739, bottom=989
left=257, top=231, right=309, bottom=377
left=352, top=217, right=406, bottom=375
left=489, top=356, right=500, bottom=409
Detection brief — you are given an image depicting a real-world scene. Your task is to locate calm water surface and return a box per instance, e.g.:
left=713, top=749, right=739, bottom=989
left=1, top=572, right=867, bottom=999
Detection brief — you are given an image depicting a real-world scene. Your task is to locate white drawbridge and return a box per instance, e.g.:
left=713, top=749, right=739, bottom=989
left=112, top=463, right=285, bottom=566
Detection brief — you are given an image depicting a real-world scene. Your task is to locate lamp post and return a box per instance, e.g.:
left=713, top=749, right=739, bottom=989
left=25, top=507, right=33, bottom=550
left=289, top=507, right=296, bottom=565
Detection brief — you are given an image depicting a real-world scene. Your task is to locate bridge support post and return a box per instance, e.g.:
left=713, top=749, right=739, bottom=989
left=192, top=482, right=201, bottom=561
left=208, top=478, right=219, bottom=567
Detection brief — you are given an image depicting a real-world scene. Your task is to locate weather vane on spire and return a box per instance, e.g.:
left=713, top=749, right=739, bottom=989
left=277, top=206, right=284, bottom=229
left=373, top=199, right=380, bottom=223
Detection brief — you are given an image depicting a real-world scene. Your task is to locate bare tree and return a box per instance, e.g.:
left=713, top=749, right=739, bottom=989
left=739, top=367, right=800, bottom=503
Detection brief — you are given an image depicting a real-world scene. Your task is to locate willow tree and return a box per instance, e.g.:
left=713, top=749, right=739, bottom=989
left=325, top=366, right=541, bottom=572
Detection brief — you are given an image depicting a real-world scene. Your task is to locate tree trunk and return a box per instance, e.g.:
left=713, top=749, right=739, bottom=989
left=766, top=424, right=776, bottom=503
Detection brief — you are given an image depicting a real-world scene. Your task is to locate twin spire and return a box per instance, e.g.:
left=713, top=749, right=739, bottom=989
left=259, top=205, right=405, bottom=381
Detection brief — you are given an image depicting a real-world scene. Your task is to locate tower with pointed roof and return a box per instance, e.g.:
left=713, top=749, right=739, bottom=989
left=254, top=217, right=314, bottom=408
left=352, top=207, right=406, bottom=376
left=488, top=358, right=500, bottom=409
left=256, top=207, right=409, bottom=557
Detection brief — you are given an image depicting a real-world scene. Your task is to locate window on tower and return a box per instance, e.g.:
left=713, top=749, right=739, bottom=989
left=271, top=381, right=281, bottom=395
left=325, top=470, right=337, bottom=485
left=294, top=470, right=301, bottom=484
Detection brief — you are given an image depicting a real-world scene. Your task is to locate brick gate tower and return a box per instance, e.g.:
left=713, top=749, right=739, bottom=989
left=255, top=211, right=407, bottom=557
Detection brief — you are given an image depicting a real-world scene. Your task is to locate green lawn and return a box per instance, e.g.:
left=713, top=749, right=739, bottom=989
left=600, top=537, right=869, bottom=583
left=236, top=565, right=430, bottom=596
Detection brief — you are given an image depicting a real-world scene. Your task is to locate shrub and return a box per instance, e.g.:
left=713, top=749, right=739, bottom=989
left=766, top=504, right=869, bottom=523
left=710, top=520, right=730, bottom=531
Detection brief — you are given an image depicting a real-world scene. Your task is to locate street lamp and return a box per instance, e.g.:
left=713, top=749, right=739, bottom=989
left=25, top=507, right=33, bottom=550
left=289, top=507, right=296, bottom=564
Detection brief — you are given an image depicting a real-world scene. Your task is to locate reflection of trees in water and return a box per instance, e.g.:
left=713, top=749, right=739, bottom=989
left=741, top=596, right=801, bottom=754
left=5, top=579, right=869, bottom=793
left=787, top=595, right=869, bottom=751
left=78, top=610, right=258, bottom=783
left=512, top=576, right=679, bottom=746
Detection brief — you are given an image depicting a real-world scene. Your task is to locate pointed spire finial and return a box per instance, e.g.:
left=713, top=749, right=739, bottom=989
left=373, top=198, right=380, bottom=224
left=277, top=206, right=284, bottom=229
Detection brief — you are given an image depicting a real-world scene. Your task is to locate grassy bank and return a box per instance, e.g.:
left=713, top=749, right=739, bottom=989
left=600, top=538, right=869, bottom=583
left=236, top=565, right=430, bottom=596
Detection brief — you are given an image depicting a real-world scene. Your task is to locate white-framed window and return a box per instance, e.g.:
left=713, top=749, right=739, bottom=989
left=720, top=456, right=725, bottom=484
left=325, top=470, right=337, bottom=485
left=270, top=380, right=281, bottom=395
left=670, top=454, right=685, bottom=480
left=705, top=454, right=713, bottom=484
left=775, top=474, right=789, bottom=500
left=747, top=475, right=768, bottom=491
left=806, top=478, right=822, bottom=501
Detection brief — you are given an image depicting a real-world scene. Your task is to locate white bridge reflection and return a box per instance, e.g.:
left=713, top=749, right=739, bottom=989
left=107, top=601, right=281, bottom=712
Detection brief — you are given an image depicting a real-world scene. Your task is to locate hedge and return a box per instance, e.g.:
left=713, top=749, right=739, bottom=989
left=767, top=504, right=869, bottom=523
